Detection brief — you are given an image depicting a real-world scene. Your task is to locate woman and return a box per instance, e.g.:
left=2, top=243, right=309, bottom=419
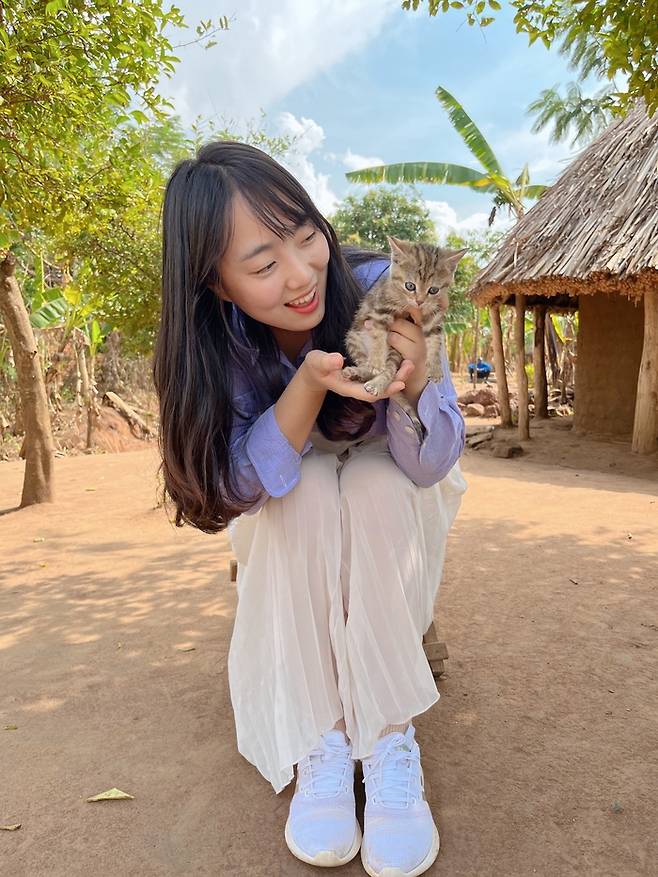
left=153, top=140, right=467, bottom=876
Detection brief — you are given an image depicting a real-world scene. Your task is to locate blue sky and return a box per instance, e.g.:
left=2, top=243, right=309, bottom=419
left=159, top=1, right=597, bottom=238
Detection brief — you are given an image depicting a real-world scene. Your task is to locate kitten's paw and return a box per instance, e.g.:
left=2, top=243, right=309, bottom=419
left=427, top=368, right=444, bottom=383
left=340, top=366, right=362, bottom=381
left=364, top=374, right=394, bottom=396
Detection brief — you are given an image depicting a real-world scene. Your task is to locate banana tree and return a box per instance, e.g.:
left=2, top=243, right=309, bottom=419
left=29, top=267, right=109, bottom=450
left=346, top=86, right=549, bottom=436
left=346, top=87, right=547, bottom=222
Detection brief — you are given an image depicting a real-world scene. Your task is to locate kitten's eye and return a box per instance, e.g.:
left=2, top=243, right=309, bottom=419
left=428, top=286, right=440, bottom=295
left=404, top=281, right=416, bottom=291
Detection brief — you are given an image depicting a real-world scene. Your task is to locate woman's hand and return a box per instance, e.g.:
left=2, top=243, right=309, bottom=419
left=299, top=349, right=416, bottom=401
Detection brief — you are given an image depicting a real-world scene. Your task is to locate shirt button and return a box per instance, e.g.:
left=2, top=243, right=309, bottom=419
left=404, top=425, right=415, bottom=434
left=393, top=411, right=401, bottom=421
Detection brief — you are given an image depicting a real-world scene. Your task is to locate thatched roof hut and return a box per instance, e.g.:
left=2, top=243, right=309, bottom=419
left=468, top=100, right=658, bottom=454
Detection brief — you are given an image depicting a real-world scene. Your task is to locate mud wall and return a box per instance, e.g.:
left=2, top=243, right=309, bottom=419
left=574, top=293, right=644, bottom=435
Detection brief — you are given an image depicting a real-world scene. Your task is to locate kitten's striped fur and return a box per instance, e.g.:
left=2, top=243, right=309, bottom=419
left=341, top=236, right=466, bottom=436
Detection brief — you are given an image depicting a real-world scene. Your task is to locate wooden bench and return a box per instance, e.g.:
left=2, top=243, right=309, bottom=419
left=229, top=559, right=448, bottom=679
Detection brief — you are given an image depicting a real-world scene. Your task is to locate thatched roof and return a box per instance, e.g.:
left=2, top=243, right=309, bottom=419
left=469, top=100, right=658, bottom=308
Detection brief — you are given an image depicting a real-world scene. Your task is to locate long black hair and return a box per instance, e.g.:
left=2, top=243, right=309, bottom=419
left=152, top=140, right=386, bottom=534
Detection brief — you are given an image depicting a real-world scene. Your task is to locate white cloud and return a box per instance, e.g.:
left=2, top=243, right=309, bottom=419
left=494, top=122, right=578, bottom=183
left=342, top=149, right=384, bottom=172
left=276, top=112, right=339, bottom=214
left=424, top=199, right=515, bottom=241
left=158, top=0, right=399, bottom=126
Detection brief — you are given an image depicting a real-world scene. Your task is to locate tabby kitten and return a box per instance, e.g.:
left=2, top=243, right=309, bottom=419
left=341, top=236, right=466, bottom=435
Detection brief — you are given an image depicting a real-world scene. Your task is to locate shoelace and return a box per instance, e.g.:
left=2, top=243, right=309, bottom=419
left=298, top=737, right=353, bottom=799
left=361, top=736, right=424, bottom=810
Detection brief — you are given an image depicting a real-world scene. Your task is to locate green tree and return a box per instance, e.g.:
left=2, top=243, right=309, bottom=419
left=526, top=81, right=615, bottom=148
left=0, top=1, right=228, bottom=506
left=329, top=186, right=437, bottom=251
left=402, top=1, right=658, bottom=120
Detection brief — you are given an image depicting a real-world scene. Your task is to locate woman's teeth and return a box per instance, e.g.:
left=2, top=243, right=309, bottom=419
left=286, top=288, right=315, bottom=306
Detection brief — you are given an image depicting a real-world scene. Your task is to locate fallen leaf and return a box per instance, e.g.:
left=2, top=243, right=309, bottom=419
left=33, top=537, right=45, bottom=543
left=176, top=646, right=196, bottom=652
left=3, top=724, right=18, bottom=730
left=0, top=824, right=21, bottom=831
left=85, top=488, right=96, bottom=492
left=86, top=787, right=134, bottom=802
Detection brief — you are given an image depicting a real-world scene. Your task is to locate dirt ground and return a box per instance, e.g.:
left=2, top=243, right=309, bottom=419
left=1, top=425, right=657, bottom=876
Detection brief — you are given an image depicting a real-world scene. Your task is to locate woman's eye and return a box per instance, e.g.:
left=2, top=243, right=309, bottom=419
left=303, top=230, right=316, bottom=242
left=428, top=286, right=440, bottom=295
left=256, top=261, right=275, bottom=275
left=405, top=281, right=416, bottom=291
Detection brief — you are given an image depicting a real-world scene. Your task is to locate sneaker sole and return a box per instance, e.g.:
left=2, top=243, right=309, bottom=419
left=284, top=818, right=362, bottom=867
left=360, top=822, right=440, bottom=877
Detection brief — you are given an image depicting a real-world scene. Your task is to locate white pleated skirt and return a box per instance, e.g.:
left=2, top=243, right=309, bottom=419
left=226, top=432, right=468, bottom=794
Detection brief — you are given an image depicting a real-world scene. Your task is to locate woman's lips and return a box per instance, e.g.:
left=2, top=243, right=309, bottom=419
left=284, top=286, right=319, bottom=312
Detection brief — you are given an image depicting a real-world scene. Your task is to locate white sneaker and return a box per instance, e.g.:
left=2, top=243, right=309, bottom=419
left=284, top=728, right=362, bottom=867
left=360, top=723, right=440, bottom=877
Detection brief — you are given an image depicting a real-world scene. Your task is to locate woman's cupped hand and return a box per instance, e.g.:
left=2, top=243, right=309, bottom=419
left=299, top=350, right=416, bottom=401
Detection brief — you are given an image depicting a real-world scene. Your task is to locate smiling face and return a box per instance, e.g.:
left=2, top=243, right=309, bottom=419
left=217, top=192, right=330, bottom=348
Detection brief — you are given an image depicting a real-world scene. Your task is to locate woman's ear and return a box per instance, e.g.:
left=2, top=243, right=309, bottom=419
left=212, top=282, right=231, bottom=302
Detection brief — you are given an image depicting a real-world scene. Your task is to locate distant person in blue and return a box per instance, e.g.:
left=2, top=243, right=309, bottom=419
left=468, top=356, right=492, bottom=383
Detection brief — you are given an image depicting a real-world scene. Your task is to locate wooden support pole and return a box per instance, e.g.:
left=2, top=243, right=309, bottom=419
left=490, top=303, right=512, bottom=427
left=533, top=305, right=549, bottom=418
left=515, top=294, right=530, bottom=440
left=632, top=290, right=658, bottom=454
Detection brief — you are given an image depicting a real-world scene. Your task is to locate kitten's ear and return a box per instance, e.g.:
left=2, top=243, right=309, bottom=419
left=444, top=247, right=468, bottom=271
left=387, top=235, right=412, bottom=260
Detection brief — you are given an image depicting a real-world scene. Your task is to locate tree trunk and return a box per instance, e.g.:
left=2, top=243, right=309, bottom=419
left=515, top=294, right=530, bottom=440
left=73, top=327, right=100, bottom=451
left=504, top=309, right=514, bottom=370
left=546, top=314, right=561, bottom=386
left=490, top=303, right=512, bottom=427
left=0, top=252, right=55, bottom=505
left=448, top=332, right=459, bottom=373
left=471, top=306, right=480, bottom=385
left=632, top=290, right=658, bottom=454
left=533, top=305, right=549, bottom=418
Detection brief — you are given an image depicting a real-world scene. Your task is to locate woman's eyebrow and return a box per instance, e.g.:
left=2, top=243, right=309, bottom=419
left=240, top=242, right=272, bottom=262
left=239, top=221, right=308, bottom=262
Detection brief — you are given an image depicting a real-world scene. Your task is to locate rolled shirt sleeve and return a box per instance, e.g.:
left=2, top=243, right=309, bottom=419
left=386, top=345, right=465, bottom=488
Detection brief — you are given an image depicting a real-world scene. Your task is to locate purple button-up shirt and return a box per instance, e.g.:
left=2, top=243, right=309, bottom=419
left=226, top=258, right=465, bottom=515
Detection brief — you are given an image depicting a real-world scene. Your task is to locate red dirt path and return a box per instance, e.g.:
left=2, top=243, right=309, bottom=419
left=1, top=443, right=657, bottom=876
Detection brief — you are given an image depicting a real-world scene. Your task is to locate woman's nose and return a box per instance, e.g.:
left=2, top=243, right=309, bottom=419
left=285, top=252, right=314, bottom=290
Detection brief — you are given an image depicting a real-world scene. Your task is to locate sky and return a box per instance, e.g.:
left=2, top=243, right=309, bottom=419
left=157, top=0, right=598, bottom=240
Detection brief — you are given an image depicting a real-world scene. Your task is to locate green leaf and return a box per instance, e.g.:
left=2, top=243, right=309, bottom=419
left=435, top=86, right=503, bottom=176
left=30, top=297, right=69, bottom=329
left=45, top=0, right=66, bottom=16
left=130, top=109, right=149, bottom=125
left=346, top=161, right=493, bottom=188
